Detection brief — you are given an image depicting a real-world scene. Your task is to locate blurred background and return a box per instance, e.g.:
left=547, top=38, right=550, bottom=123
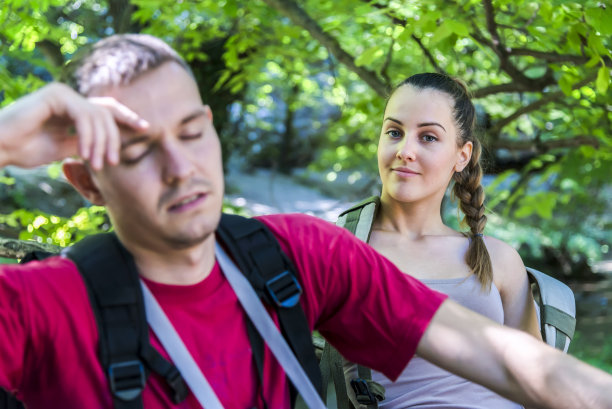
left=0, top=0, right=610, bottom=371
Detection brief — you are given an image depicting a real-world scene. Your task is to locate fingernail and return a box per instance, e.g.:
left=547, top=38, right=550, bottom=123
left=137, top=119, right=149, bottom=128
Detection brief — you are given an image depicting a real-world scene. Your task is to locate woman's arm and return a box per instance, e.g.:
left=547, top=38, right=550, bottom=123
left=418, top=299, right=612, bottom=409
left=486, top=236, right=542, bottom=340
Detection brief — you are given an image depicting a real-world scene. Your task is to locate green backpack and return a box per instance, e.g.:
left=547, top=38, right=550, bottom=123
left=321, top=196, right=576, bottom=409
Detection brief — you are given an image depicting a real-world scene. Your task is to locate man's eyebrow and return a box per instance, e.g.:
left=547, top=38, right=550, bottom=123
left=121, top=135, right=150, bottom=149
left=180, top=108, right=207, bottom=125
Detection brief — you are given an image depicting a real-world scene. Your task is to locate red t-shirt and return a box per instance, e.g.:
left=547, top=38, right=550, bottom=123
left=0, top=213, right=446, bottom=408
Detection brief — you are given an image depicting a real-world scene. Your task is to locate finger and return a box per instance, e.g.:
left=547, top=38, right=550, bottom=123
left=102, top=108, right=121, bottom=165
left=91, top=97, right=149, bottom=131
left=74, top=115, right=93, bottom=161
left=89, top=111, right=107, bottom=171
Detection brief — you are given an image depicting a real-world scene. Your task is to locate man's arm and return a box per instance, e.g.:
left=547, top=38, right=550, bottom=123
left=418, top=299, right=612, bottom=409
left=0, top=83, right=148, bottom=170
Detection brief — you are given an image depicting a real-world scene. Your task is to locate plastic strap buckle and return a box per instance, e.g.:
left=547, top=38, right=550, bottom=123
left=265, top=270, right=302, bottom=308
left=108, top=360, right=146, bottom=401
left=350, top=378, right=377, bottom=405
left=166, top=366, right=189, bottom=403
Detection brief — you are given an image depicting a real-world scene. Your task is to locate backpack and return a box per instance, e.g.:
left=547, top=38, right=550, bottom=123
left=322, top=196, right=577, bottom=409
left=5, top=213, right=322, bottom=409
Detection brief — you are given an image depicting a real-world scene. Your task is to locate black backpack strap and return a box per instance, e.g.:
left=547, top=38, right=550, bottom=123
left=0, top=388, right=25, bottom=409
left=63, top=233, right=187, bottom=409
left=216, top=213, right=323, bottom=406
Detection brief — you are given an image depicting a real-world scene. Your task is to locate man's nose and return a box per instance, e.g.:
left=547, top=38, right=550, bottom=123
left=161, top=141, right=194, bottom=185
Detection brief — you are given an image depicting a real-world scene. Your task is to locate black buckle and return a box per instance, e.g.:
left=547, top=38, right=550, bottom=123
left=351, top=378, right=377, bottom=405
left=265, top=270, right=302, bottom=308
left=108, top=360, right=146, bottom=401
left=165, top=367, right=189, bottom=404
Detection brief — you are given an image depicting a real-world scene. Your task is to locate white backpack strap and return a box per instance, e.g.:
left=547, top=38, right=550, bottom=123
left=527, top=267, right=576, bottom=353
left=336, top=197, right=379, bottom=243
left=215, top=242, right=326, bottom=409
left=140, top=281, right=224, bottom=409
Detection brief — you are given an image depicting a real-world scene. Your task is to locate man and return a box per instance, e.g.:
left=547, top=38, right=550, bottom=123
left=0, top=34, right=610, bottom=409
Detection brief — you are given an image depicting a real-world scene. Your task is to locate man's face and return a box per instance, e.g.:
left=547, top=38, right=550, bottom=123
left=88, top=61, right=224, bottom=252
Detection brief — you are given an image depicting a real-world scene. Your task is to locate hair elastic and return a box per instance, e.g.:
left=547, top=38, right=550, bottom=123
left=474, top=233, right=483, bottom=238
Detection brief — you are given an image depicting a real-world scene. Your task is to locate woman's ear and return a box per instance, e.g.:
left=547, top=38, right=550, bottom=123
left=454, top=141, right=473, bottom=173
left=62, top=159, right=106, bottom=205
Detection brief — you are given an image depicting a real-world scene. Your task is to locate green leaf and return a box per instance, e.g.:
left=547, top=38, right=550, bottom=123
left=355, top=45, right=384, bottom=67
left=596, top=66, right=610, bottom=94
left=585, top=6, right=612, bottom=36
left=430, top=21, right=453, bottom=44
left=559, top=74, right=574, bottom=96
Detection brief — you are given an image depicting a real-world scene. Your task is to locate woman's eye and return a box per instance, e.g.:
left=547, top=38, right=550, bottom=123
left=422, top=134, right=437, bottom=142
left=386, top=129, right=402, bottom=139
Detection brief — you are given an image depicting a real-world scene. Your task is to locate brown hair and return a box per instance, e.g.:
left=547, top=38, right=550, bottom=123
left=391, top=73, right=492, bottom=290
left=63, top=33, right=193, bottom=96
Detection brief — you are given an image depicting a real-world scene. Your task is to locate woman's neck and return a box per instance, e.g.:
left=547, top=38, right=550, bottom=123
left=376, top=194, right=448, bottom=238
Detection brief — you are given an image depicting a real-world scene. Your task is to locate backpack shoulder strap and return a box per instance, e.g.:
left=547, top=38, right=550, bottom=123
left=336, top=196, right=380, bottom=242
left=63, top=233, right=187, bottom=409
left=321, top=197, right=384, bottom=409
left=527, top=267, right=576, bottom=352
left=216, top=213, right=323, bottom=406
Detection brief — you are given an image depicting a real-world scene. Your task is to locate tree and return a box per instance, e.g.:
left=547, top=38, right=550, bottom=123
left=0, top=0, right=610, bottom=276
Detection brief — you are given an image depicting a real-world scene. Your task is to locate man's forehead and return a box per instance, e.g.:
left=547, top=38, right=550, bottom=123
left=94, top=62, right=203, bottom=124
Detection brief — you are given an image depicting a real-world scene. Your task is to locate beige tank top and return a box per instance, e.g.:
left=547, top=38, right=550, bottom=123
left=352, top=274, right=523, bottom=409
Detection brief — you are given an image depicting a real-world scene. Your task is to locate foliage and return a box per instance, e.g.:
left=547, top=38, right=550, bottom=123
left=570, top=330, right=612, bottom=373
left=0, top=0, right=610, bottom=274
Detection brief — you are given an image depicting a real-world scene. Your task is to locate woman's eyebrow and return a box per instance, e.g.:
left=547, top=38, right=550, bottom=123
left=384, top=117, right=446, bottom=133
left=384, top=117, right=403, bottom=125
left=418, top=122, right=446, bottom=132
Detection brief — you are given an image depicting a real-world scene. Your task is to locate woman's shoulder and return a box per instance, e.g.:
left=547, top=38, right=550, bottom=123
left=482, top=235, right=527, bottom=286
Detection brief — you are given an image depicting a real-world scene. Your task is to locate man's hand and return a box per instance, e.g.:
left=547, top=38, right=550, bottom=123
left=0, top=83, right=149, bottom=170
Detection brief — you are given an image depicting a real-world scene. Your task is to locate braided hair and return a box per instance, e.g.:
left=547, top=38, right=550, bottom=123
left=392, top=73, right=492, bottom=290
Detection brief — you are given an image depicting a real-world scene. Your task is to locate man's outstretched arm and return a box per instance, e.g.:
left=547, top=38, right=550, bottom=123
left=418, top=299, right=612, bottom=409
left=0, top=83, right=148, bottom=170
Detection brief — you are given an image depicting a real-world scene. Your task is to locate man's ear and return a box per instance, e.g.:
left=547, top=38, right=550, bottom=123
left=454, top=141, right=473, bottom=173
left=204, top=105, right=213, bottom=121
left=62, top=159, right=106, bottom=205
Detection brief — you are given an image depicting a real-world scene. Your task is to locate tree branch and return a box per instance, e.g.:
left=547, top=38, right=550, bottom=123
left=508, top=48, right=612, bottom=67
left=488, top=75, right=596, bottom=134
left=489, top=135, right=600, bottom=152
left=411, top=34, right=445, bottom=74
left=0, top=237, right=61, bottom=259
left=380, top=39, right=394, bottom=85
left=364, top=0, right=444, bottom=74
left=35, top=39, right=64, bottom=68
left=473, top=82, right=532, bottom=98
left=260, top=0, right=388, bottom=97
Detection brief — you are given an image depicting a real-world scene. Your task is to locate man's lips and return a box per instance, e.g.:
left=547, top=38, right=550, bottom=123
left=167, top=192, right=207, bottom=212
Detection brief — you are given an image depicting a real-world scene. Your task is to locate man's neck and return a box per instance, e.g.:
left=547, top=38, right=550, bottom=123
left=124, top=234, right=217, bottom=285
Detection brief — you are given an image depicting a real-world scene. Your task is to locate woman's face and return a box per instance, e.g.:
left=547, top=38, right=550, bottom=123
left=377, top=85, right=472, bottom=205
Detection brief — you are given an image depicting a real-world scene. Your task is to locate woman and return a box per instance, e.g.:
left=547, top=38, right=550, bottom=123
left=343, top=72, right=542, bottom=408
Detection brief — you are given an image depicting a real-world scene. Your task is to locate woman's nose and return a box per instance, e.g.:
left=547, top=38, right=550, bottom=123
left=396, top=138, right=417, bottom=161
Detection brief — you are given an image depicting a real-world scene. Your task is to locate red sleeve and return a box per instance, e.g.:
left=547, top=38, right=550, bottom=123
left=256, top=213, right=447, bottom=381
left=0, top=257, right=98, bottom=395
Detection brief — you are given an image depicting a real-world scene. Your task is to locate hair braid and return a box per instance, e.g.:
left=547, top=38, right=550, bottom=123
left=452, top=139, right=493, bottom=289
